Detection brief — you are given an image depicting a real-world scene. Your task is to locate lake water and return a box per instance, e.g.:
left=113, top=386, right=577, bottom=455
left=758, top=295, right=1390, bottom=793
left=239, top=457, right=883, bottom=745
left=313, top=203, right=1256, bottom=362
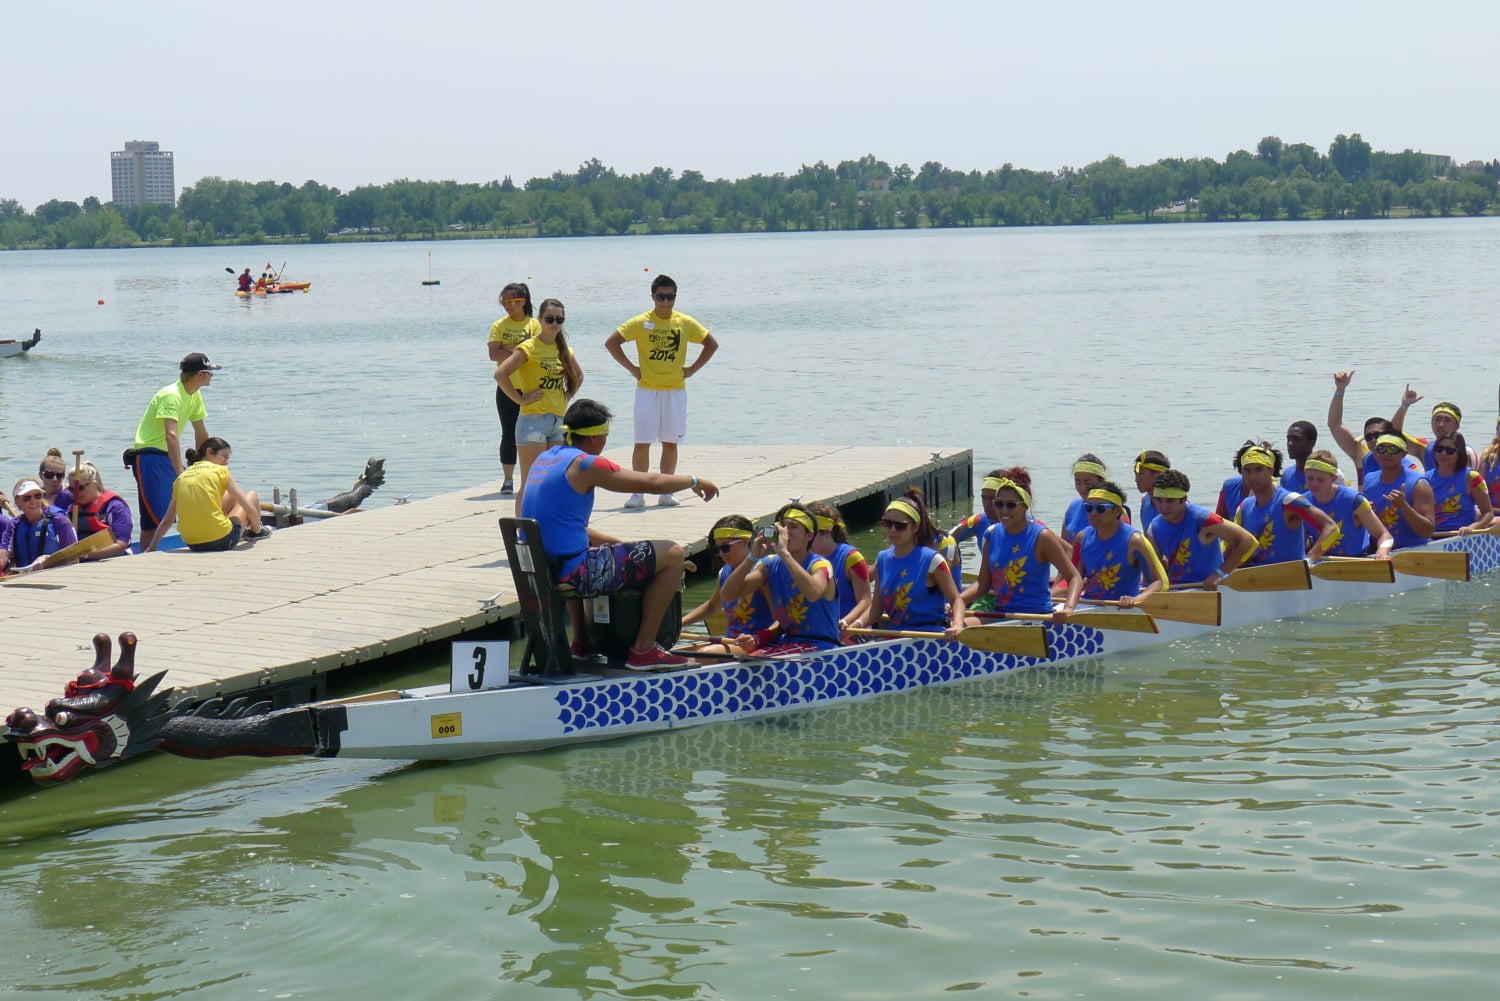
left=2, top=222, right=1499, bottom=999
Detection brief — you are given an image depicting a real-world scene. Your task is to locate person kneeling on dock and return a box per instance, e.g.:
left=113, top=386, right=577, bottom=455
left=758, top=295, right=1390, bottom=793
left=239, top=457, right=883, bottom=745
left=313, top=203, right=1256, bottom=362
left=520, top=399, right=719, bottom=671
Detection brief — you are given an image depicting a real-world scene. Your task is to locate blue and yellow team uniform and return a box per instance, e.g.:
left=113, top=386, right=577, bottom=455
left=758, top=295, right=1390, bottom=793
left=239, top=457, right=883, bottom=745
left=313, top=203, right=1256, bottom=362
left=764, top=552, right=841, bottom=649
left=718, top=559, right=774, bottom=637
left=874, top=546, right=950, bottom=629
left=1077, top=523, right=1148, bottom=600
left=1427, top=467, right=1484, bottom=533
left=1361, top=466, right=1428, bottom=550
left=1147, top=504, right=1226, bottom=584
left=1236, top=488, right=1316, bottom=564
left=981, top=521, right=1053, bottom=614
left=1314, top=485, right=1376, bottom=556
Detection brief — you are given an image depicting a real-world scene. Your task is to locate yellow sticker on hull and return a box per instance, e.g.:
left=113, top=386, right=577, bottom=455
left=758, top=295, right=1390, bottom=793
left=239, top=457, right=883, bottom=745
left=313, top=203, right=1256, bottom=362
left=430, top=712, right=462, bottom=739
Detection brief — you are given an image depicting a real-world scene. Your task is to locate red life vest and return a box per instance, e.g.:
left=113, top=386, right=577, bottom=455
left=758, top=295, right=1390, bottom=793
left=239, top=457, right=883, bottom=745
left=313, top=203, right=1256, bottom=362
left=80, top=490, right=124, bottom=537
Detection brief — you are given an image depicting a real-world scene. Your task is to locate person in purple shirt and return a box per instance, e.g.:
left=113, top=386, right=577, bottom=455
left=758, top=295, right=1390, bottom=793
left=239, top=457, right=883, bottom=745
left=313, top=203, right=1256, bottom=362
left=67, top=462, right=134, bottom=562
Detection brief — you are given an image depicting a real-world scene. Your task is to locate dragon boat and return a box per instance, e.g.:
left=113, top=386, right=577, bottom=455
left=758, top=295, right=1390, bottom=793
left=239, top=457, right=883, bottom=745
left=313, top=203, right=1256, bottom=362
left=5, top=523, right=1498, bottom=787
left=0, top=328, right=41, bottom=359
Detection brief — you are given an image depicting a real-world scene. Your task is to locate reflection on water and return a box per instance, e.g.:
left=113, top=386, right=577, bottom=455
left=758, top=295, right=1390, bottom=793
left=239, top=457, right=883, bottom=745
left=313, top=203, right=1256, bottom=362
left=3, top=225, right=1500, bottom=998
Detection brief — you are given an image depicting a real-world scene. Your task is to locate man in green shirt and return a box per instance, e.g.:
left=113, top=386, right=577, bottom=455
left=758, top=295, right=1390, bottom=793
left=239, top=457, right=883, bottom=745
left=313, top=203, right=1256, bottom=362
left=130, top=352, right=219, bottom=535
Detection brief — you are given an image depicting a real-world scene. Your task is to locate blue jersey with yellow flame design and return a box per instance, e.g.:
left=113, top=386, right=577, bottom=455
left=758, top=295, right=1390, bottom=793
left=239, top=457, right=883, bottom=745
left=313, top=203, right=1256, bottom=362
left=874, top=545, right=949, bottom=629
left=1077, top=522, right=1144, bottom=600
left=1236, top=486, right=1314, bottom=564
left=981, top=520, right=1053, bottom=614
left=764, top=551, right=840, bottom=648
left=1361, top=466, right=1428, bottom=549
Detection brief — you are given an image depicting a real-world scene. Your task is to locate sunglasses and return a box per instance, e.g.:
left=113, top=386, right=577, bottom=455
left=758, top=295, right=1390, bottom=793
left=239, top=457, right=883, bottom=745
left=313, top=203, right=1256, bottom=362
left=40, top=470, right=65, bottom=480
left=714, top=541, right=743, bottom=554
left=1434, top=444, right=1459, bottom=455
left=1083, top=502, right=1118, bottom=513
left=1374, top=443, right=1405, bottom=455
left=994, top=500, right=1024, bottom=511
left=881, top=518, right=913, bottom=531
left=653, top=293, right=677, bottom=302
left=1363, top=432, right=1383, bottom=442
left=17, top=492, right=44, bottom=502
left=541, top=315, right=565, bottom=324
left=502, top=297, right=526, bottom=305
left=69, top=482, right=88, bottom=492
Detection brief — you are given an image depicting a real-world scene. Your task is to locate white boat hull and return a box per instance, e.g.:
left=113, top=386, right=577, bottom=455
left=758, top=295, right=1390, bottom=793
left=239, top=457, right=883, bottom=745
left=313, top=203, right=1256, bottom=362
left=319, top=534, right=1500, bottom=761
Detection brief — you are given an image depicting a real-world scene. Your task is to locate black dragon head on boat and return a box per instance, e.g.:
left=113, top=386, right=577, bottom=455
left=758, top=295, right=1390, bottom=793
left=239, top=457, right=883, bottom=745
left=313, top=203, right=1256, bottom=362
left=318, top=457, right=386, bottom=513
left=3, top=632, right=172, bottom=785
left=5, top=633, right=334, bottom=786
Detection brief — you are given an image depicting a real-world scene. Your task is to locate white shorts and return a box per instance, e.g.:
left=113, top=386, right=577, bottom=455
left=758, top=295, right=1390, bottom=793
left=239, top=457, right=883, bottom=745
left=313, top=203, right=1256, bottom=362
left=633, top=388, right=688, bottom=444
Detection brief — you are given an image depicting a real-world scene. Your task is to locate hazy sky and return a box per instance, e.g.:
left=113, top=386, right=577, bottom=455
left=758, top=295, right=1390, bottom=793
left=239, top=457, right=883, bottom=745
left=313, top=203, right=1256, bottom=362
left=3, top=0, right=1496, bottom=210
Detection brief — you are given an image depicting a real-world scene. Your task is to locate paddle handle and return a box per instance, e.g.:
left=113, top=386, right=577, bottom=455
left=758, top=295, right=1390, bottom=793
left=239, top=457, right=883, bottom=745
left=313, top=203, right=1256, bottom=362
left=847, top=626, right=949, bottom=641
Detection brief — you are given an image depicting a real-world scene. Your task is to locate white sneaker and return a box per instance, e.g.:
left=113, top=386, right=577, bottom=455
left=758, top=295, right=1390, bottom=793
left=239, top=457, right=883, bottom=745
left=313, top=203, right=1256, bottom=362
left=657, top=493, right=680, bottom=507
left=624, top=493, right=645, bottom=509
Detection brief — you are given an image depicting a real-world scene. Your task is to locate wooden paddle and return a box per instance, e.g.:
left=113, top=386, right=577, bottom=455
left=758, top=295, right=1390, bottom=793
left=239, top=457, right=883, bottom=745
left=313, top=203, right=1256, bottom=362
left=983, top=609, right=1160, bottom=634
left=1435, top=525, right=1500, bottom=539
left=2, top=529, right=114, bottom=580
left=848, top=625, right=1049, bottom=658
left=1308, top=557, right=1396, bottom=584
left=1079, top=590, right=1221, bottom=627
left=1216, top=560, right=1312, bottom=592
left=1391, top=549, right=1470, bottom=582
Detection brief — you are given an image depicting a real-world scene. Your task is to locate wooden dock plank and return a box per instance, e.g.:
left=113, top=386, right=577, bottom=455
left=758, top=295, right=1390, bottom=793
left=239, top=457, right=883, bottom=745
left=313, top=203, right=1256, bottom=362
left=0, top=446, right=970, bottom=710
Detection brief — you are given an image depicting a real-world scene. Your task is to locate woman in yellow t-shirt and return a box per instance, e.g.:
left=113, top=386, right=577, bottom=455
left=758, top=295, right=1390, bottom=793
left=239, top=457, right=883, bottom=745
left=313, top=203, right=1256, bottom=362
left=486, top=282, right=540, bottom=494
left=144, top=437, right=271, bottom=552
left=494, top=297, right=584, bottom=511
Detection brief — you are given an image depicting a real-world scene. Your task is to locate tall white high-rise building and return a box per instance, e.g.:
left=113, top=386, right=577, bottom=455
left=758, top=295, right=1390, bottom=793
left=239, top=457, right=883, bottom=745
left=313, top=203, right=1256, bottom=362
left=110, top=140, right=176, bottom=208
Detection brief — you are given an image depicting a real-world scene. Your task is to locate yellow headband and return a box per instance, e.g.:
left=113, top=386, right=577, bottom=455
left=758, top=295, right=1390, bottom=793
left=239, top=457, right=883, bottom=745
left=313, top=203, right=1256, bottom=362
left=1432, top=403, right=1461, bottom=423
left=813, top=514, right=844, bottom=532
left=1375, top=434, right=1407, bottom=451
left=995, top=478, right=1031, bottom=509
left=885, top=500, right=921, bottom=524
left=1304, top=458, right=1340, bottom=476
left=1073, top=460, right=1107, bottom=478
left=980, top=476, right=1004, bottom=492
left=712, top=527, right=752, bottom=542
left=562, top=421, right=609, bottom=441
left=1240, top=446, right=1275, bottom=468
left=1152, top=486, right=1189, bottom=499
left=1086, top=487, right=1125, bottom=507
left=781, top=507, right=815, bottom=533
left=1134, top=452, right=1168, bottom=474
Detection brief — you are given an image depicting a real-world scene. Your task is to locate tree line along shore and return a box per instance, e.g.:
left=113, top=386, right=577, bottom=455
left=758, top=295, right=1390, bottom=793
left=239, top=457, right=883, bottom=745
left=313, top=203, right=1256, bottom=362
left=3, top=134, right=1496, bottom=251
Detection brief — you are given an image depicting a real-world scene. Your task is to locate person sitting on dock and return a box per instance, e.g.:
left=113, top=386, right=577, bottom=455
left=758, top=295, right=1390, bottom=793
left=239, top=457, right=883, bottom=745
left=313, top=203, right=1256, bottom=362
left=1235, top=444, right=1339, bottom=564
left=0, top=478, right=78, bottom=574
left=959, top=467, right=1080, bottom=625
left=720, top=503, right=842, bottom=656
left=520, top=398, right=719, bottom=671
left=847, top=491, right=964, bottom=638
left=67, top=462, right=133, bottom=562
left=1067, top=479, right=1169, bottom=609
left=806, top=501, right=872, bottom=633
left=1145, top=469, right=1258, bottom=588
left=129, top=352, right=219, bottom=539
left=143, top=438, right=272, bottom=552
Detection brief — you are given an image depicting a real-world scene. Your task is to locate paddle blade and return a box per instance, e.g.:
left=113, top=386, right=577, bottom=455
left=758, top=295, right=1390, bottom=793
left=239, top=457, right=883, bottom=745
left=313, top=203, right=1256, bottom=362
left=956, top=624, right=1050, bottom=658
left=1065, top=609, right=1160, bottom=634
left=1309, top=558, right=1396, bottom=584
left=1391, top=549, right=1471, bottom=581
left=1219, top=560, right=1312, bottom=592
left=1138, top=590, right=1221, bottom=627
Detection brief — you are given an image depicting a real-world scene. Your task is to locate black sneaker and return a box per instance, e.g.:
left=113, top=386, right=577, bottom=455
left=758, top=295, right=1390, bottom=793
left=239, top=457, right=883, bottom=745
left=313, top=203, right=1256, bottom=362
left=245, top=526, right=275, bottom=540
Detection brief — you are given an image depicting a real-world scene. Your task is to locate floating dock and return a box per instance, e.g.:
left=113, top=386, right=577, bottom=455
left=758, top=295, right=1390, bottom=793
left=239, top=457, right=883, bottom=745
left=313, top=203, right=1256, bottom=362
left=0, top=445, right=972, bottom=717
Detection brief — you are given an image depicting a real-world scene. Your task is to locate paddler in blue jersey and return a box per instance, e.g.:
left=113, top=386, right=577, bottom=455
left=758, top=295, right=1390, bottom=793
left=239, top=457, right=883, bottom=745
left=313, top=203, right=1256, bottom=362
left=1132, top=449, right=1170, bottom=534
left=1361, top=434, right=1435, bottom=549
left=1068, top=480, right=1169, bottom=608
left=1146, top=470, right=1258, bottom=588
left=958, top=467, right=1081, bottom=625
left=520, top=398, right=719, bottom=671
left=1235, top=444, right=1338, bottom=564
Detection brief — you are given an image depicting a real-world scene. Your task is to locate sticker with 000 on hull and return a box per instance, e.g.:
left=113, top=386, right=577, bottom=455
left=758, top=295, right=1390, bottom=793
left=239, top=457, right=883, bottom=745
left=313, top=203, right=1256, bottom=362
left=430, top=712, right=463, bottom=738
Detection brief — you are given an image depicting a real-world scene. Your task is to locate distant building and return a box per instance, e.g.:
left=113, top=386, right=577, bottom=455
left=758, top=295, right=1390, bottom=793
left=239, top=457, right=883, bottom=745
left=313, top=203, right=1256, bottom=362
left=1415, top=152, right=1452, bottom=176
left=110, top=140, right=175, bottom=208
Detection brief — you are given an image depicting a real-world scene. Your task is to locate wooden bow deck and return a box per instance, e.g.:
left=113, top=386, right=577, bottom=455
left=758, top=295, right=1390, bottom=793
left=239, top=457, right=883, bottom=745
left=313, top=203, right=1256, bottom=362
left=0, top=445, right=971, bottom=713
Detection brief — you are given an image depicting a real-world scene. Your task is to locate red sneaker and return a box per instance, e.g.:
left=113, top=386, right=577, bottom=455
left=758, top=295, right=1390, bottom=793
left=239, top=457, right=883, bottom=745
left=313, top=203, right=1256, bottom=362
left=625, top=644, right=692, bottom=671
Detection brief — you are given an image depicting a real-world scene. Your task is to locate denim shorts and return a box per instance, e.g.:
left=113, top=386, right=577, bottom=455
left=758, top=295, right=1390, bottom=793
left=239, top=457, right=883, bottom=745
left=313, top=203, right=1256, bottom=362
left=187, top=517, right=242, bottom=552
left=516, top=412, right=565, bottom=445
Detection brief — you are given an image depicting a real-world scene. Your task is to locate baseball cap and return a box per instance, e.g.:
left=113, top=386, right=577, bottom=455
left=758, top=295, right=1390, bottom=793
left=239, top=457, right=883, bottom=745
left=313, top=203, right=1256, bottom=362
left=180, top=352, right=223, bottom=374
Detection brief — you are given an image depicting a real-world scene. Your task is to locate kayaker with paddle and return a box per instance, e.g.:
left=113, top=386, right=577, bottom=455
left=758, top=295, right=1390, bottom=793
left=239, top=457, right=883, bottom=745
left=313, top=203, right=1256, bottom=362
left=128, top=352, right=219, bottom=540
left=1145, top=469, right=1258, bottom=588
left=959, top=467, right=1081, bottom=625
left=487, top=282, right=540, bottom=495
left=720, top=503, right=842, bottom=655
left=1235, top=444, right=1338, bottom=564
left=846, top=491, right=964, bottom=640
left=495, top=297, right=585, bottom=514
left=1067, top=480, right=1168, bottom=609
left=237, top=268, right=253, bottom=293
left=66, top=462, right=133, bottom=562
left=520, top=398, right=719, bottom=671
left=1300, top=451, right=1392, bottom=558
left=605, top=274, right=718, bottom=509
left=0, top=479, right=78, bottom=574
left=1363, top=433, right=1436, bottom=549
left=1424, top=432, right=1492, bottom=535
